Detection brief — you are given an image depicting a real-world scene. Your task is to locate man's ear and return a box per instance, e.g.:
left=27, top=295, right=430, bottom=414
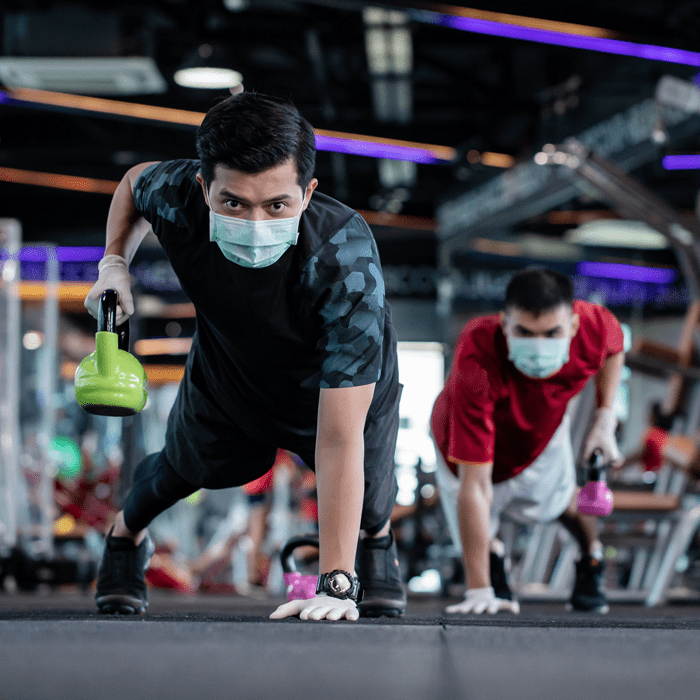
left=302, top=178, right=318, bottom=210
left=196, top=173, right=210, bottom=207
left=499, top=310, right=508, bottom=334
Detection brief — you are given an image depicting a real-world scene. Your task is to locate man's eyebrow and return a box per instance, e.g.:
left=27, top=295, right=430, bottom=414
left=217, top=189, right=294, bottom=204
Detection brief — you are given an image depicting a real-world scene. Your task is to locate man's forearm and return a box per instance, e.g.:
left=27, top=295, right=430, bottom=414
left=457, top=480, right=492, bottom=590
left=596, top=351, right=625, bottom=409
left=315, top=440, right=364, bottom=574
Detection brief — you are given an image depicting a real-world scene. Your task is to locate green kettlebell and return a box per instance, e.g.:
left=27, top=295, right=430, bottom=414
left=75, top=289, right=148, bottom=416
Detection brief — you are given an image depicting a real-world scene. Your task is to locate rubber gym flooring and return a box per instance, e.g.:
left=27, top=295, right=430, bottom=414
left=1, top=591, right=699, bottom=700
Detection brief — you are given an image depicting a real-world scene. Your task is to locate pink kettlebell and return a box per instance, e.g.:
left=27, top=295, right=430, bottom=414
left=577, top=448, right=614, bottom=516
left=280, top=535, right=319, bottom=602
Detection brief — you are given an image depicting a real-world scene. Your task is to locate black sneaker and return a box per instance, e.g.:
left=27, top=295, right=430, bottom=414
left=95, top=528, right=155, bottom=614
left=569, top=555, right=609, bottom=614
left=355, top=530, right=407, bottom=618
left=490, top=551, right=513, bottom=601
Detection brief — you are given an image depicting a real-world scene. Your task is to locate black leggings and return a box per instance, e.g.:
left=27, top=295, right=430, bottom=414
left=122, top=451, right=198, bottom=533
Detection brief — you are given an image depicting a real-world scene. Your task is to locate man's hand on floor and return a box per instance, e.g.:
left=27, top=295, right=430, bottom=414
left=270, top=594, right=359, bottom=621
left=445, top=586, right=520, bottom=615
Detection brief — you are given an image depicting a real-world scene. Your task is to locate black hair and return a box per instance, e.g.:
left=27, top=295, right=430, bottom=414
left=195, top=91, right=316, bottom=190
left=504, top=268, right=573, bottom=316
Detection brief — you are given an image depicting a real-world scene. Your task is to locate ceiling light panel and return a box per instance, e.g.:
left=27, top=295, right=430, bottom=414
left=0, top=57, right=167, bottom=95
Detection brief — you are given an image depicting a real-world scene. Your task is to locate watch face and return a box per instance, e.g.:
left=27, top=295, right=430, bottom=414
left=329, top=572, right=352, bottom=595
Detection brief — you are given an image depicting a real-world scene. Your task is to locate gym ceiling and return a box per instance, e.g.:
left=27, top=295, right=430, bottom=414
left=1, top=0, right=700, bottom=249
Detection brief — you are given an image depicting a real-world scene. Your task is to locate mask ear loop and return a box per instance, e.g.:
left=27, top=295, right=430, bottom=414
left=295, top=192, right=308, bottom=222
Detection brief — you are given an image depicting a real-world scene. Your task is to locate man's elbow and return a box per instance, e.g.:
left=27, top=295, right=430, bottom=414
left=457, top=464, right=493, bottom=507
left=459, top=479, right=492, bottom=508
left=316, top=428, right=364, bottom=452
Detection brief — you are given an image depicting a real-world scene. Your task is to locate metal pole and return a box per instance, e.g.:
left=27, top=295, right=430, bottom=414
left=36, top=245, right=59, bottom=556
left=0, top=220, right=23, bottom=549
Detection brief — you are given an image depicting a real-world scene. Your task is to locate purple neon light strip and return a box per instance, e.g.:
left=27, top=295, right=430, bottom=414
left=314, top=134, right=444, bottom=163
left=0, top=246, right=104, bottom=262
left=420, top=13, right=700, bottom=67
left=577, top=261, right=677, bottom=284
left=56, top=246, right=104, bottom=262
left=662, top=154, right=700, bottom=170
left=20, top=247, right=56, bottom=262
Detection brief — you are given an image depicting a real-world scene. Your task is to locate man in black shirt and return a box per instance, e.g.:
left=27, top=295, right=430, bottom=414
left=85, top=92, right=406, bottom=621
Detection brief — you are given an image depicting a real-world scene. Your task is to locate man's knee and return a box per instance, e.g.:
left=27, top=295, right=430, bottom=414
left=123, top=452, right=197, bottom=532
left=152, top=456, right=198, bottom=501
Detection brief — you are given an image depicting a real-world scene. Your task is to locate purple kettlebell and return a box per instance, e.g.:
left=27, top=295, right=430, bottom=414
left=577, top=448, right=614, bottom=516
left=280, top=535, right=319, bottom=602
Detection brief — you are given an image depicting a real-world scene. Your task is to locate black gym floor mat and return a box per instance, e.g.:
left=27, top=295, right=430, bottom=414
left=1, top=590, right=699, bottom=628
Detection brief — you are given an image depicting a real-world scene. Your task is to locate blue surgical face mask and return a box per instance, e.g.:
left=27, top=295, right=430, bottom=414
left=209, top=202, right=304, bottom=268
left=507, top=336, right=571, bottom=378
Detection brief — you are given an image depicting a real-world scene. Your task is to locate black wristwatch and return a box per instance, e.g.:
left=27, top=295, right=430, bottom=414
left=316, top=570, right=363, bottom=603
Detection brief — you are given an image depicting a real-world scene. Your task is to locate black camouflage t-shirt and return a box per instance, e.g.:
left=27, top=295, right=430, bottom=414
left=133, top=159, right=399, bottom=444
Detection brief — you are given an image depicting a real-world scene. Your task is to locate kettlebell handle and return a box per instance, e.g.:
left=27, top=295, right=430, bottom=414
left=97, top=289, right=130, bottom=352
left=280, top=535, right=319, bottom=574
left=587, top=447, right=606, bottom=482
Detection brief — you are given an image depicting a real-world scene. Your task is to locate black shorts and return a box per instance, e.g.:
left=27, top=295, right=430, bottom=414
left=162, top=370, right=401, bottom=534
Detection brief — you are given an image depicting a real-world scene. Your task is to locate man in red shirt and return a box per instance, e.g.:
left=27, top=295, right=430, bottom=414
left=431, top=269, right=624, bottom=614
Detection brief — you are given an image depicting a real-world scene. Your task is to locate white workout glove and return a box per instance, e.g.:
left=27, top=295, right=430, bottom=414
left=84, top=255, right=134, bottom=325
left=269, top=594, right=359, bottom=622
left=445, top=586, right=520, bottom=615
left=583, top=407, right=623, bottom=468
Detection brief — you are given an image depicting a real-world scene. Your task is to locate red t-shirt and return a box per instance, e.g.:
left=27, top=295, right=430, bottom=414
left=431, top=301, right=624, bottom=483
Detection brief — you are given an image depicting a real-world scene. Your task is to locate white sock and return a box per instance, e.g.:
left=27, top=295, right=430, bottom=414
left=589, top=545, right=604, bottom=561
